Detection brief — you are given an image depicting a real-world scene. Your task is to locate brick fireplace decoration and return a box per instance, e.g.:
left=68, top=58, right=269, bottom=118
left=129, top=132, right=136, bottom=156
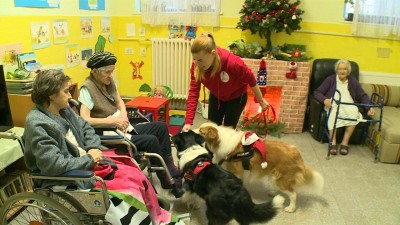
left=242, top=59, right=311, bottom=133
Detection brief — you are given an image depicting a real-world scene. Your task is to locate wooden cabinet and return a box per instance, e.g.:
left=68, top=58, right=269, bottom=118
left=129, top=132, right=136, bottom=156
left=8, top=83, right=78, bottom=127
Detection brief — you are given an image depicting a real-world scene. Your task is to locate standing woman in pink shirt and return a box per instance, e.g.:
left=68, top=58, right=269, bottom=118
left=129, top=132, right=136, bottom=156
left=182, top=33, right=270, bottom=131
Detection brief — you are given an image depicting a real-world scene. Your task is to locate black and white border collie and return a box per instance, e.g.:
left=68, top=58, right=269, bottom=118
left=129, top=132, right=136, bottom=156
left=171, top=130, right=283, bottom=225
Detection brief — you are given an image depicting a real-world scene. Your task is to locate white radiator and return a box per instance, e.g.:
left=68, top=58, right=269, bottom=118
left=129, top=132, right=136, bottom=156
left=152, top=38, right=193, bottom=100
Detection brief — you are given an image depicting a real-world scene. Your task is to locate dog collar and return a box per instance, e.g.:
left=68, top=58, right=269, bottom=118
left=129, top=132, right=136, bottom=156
left=183, top=159, right=211, bottom=181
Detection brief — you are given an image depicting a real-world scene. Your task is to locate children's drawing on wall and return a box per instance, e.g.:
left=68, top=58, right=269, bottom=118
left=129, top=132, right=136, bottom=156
left=79, top=0, right=105, bottom=10
left=81, top=48, right=93, bottom=68
left=52, top=19, right=69, bottom=44
left=66, top=44, right=81, bottom=68
left=80, top=17, right=93, bottom=38
left=129, top=60, right=144, bottom=80
left=0, top=43, right=22, bottom=65
left=30, top=22, right=51, bottom=49
left=0, top=43, right=22, bottom=77
left=168, top=24, right=184, bottom=39
left=101, top=17, right=111, bottom=34
left=15, top=0, right=60, bottom=8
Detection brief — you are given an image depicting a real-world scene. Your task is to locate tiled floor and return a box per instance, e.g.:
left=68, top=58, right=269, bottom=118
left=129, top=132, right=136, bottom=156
left=155, top=113, right=400, bottom=225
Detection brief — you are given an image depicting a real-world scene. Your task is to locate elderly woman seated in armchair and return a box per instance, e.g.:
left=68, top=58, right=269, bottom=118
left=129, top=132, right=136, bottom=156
left=314, top=59, right=375, bottom=156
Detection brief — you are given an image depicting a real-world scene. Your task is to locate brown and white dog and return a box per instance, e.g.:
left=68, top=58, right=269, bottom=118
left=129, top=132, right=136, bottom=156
left=198, top=122, right=324, bottom=213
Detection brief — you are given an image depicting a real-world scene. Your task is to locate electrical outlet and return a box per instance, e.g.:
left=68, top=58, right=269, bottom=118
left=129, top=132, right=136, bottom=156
left=125, top=48, right=134, bottom=55
left=140, top=47, right=146, bottom=57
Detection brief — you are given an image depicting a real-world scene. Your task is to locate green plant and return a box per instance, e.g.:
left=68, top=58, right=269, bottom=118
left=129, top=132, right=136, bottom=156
left=241, top=120, right=287, bottom=138
left=227, top=40, right=264, bottom=59
left=274, top=43, right=313, bottom=62
left=139, top=83, right=152, bottom=92
left=237, top=0, right=304, bottom=51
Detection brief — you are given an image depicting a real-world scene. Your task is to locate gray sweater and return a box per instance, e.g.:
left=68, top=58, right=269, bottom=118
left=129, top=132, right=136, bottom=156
left=23, top=105, right=101, bottom=189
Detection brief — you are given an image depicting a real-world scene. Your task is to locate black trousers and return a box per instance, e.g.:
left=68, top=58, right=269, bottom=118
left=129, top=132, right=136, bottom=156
left=129, top=121, right=171, bottom=158
left=208, top=93, right=248, bottom=128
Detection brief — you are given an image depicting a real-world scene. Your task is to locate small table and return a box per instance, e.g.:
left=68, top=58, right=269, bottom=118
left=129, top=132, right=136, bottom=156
left=125, top=96, right=169, bottom=126
left=0, top=127, right=24, bottom=172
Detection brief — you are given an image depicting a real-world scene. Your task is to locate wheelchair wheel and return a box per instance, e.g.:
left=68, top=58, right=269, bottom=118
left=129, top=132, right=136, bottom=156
left=0, top=192, right=81, bottom=225
left=51, top=192, right=87, bottom=213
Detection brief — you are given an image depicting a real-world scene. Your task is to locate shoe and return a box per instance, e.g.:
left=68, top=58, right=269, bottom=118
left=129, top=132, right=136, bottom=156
left=340, top=145, right=349, bottom=155
left=171, top=178, right=184, bottom=198
left=329, top=144, right=338, bottom=155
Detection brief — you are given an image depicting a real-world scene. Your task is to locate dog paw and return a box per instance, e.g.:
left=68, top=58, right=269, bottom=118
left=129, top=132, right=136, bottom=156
left=272, top=195, right=285, bottom=209
left=284, top=205, right=296, bottom=213
left=182, top=192, right=202, bottom=209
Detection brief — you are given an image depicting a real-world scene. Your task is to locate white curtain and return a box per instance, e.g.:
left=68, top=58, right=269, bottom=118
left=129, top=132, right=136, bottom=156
left=352, top=0, right=400, bottom=39
left=141, top=0, right=221, bottom=26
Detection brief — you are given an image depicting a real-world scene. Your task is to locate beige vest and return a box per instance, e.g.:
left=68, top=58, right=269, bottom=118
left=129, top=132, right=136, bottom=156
left=81, top=76, right=119, bottom=118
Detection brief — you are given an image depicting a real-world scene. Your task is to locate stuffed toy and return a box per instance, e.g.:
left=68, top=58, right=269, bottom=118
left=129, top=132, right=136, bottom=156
left=152, top=86, right=167, bottom=98
left=184, top=26, right=197, bottom=40
left=285, top=61, right=297, bottom=79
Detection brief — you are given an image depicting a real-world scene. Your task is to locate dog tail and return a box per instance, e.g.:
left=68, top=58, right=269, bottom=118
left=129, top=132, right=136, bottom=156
left=303, top=167, right=324, bottom=195
left=247, top=194, right=284, bottom=223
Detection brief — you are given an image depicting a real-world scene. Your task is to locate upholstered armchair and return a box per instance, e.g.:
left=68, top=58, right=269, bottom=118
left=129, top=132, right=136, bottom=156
left=306, top=58, right=367, bottom=144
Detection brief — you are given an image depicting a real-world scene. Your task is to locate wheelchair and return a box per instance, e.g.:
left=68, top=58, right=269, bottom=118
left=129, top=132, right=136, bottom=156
left=323, top=89, right=384, bottom=162
left=0, top=131, right=173, bottom=225
left=69, top=99, right=175, bottom=186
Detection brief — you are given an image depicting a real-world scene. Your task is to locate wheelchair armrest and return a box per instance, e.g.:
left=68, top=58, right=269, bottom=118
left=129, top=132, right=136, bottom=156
left=93, top=125, right=118, bottom=133
left=31, top=170, right=94, bottom=179
left=93, top=125, right=123, bottom=139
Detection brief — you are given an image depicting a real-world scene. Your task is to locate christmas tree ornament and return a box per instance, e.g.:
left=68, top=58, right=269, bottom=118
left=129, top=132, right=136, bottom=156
left=292, top=49, right=302, bottom=58
left=292, top=14, right=297, bottom=19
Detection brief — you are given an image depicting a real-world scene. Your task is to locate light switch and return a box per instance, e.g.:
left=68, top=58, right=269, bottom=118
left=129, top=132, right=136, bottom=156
left=140, top=47, right=146, bottom=57
left=125, top=48, right=134, bottom=55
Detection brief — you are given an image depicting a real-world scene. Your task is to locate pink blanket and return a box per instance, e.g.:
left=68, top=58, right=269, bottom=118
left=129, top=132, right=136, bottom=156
left=95, top=150, right=172, bottom=224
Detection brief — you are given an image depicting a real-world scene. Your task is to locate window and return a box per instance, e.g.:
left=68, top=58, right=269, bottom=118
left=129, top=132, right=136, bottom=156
left=344, top=0, right=355, bottom=21
left=140, top=0, right=221, bottom=26
left=351, top=0, right=400, bottom=39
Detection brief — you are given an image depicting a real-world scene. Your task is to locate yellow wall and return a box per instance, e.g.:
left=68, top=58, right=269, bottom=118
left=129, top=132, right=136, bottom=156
left=0, top=15, right=117, bottom=87
left=1, top=0, right=399, bottom=97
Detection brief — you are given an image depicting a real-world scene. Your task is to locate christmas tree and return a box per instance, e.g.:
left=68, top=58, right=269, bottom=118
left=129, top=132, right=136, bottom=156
left=237, top=0, right=304, bottom=51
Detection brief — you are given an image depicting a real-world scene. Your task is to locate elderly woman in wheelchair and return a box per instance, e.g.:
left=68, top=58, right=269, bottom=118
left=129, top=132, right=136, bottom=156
left=2, top=69, right=183, bottom=224
left=78, top=51, right=183, bottom=198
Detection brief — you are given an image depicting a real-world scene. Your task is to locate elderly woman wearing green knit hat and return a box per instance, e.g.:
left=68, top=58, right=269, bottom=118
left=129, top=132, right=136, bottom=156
left=79, top=51, right=183, bottom=198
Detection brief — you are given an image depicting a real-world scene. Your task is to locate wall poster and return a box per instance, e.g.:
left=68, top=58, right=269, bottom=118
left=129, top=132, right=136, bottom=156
left=66, top=44, right=80, bottom=68
left=79, top=0, right=105, bottom=10
left=52, top=19, right=69, bottom=44
left=30, top=22, right=51, bottom=50
left=15, top=0, right=60, bottom=8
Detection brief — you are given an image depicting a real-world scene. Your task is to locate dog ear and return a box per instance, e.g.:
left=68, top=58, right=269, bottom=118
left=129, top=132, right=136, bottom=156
left=195, top=132, right=205, bottom=145
left=206, top=127, right=219, bottom=141
left=187, top=130, right=205, bottom=144
left=171, top=134, right=181, bottom=149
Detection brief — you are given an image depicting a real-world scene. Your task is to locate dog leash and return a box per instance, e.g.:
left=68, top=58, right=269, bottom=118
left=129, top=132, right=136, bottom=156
left=243, top=110, right=269, bottom=137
